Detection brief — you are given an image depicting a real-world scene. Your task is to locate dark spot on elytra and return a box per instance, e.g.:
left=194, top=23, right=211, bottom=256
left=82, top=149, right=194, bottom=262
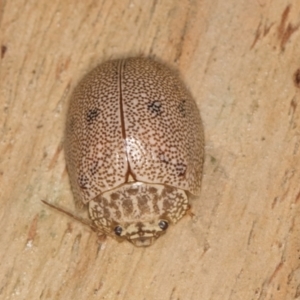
left=78, top=173, right=89, bottom=189
left=178, top=99, right=186, bottom=117
left=86, top=108, right=100, bottom=124
left=159, top=152, right=169, bottom=164
left=147, top=101, right=162, bottom=117
left=176, top=163, right=187, bottom=176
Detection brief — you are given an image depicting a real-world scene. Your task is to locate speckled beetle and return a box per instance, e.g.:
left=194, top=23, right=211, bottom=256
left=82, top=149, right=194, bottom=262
left=48, top=57, right=204, bottom=247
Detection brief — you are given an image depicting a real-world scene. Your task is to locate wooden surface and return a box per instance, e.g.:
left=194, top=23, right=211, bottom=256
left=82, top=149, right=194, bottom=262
left=1, top=1, right=300, bottom=299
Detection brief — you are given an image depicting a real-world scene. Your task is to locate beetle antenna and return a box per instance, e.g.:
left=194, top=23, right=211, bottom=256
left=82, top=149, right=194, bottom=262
left=41, top=200, right=97, bottom=231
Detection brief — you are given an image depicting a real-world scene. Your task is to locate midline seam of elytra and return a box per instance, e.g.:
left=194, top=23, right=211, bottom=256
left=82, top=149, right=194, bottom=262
left=119, top=59, right=136, bottom=183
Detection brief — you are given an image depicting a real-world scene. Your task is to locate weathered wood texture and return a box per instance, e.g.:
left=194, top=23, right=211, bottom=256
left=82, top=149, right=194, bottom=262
left=1, top=1, right=300, bottom=299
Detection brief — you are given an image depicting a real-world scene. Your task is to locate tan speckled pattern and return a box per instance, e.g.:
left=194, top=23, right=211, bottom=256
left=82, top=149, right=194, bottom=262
left=122, top=58, right=203, bottom=195
left=65, top=57, right=204, bottom=205
left=65, top=60, right=127, bottom=205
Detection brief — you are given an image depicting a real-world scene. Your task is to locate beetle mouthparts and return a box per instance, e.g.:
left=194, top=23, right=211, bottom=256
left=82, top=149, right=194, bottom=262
left=130, top=236, right=155, bottom=247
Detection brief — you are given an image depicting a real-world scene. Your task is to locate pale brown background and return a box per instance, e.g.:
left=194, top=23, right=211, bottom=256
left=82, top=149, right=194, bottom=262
left=1, top=1, right=300, bottom=299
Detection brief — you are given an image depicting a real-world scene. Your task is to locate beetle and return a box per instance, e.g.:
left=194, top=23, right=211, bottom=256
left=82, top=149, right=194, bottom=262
left=47, top=57, right=204, bottom=247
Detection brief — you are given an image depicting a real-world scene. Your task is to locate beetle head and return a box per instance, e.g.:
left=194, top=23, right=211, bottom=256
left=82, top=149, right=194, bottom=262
left=112, top=218, right=170, bottom=247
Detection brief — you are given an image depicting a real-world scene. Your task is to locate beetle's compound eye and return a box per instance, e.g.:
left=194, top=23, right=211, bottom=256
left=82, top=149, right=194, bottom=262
left=158, top=220, right=169, bottom=231
left=114, top=226, right=123, bottom=236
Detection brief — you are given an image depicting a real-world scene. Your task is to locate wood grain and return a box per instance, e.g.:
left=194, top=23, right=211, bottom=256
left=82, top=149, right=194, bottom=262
left=1, top=0, right=300, bottom=299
